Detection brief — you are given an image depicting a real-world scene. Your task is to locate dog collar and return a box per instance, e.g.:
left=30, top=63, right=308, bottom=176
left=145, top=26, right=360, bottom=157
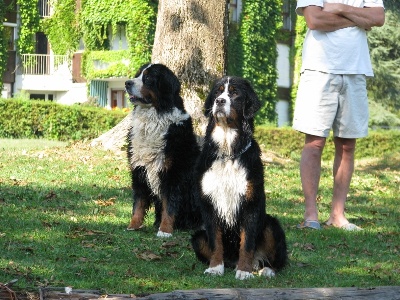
left=220, top=141, right=252, bottom=161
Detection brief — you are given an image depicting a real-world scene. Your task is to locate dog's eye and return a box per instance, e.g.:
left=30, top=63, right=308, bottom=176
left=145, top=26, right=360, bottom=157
left=229, top=86, right=234, bottom=92
left=229, top=86, right=237, bottom=95
left=142, top=70, right=150, bottom=82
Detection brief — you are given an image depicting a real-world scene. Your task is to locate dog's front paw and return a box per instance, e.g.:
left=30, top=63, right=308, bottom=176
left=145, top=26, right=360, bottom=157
left=157, top=230, right=172, bottom=238
left=204, top=264, right=224, bottom=276
left=127, top=217, right=144, bottom=231
left=126, top=224, right=143, bottom=231
left=258, top=267, right=276, bottom=278
left=235, top=270, right=254, bottom=280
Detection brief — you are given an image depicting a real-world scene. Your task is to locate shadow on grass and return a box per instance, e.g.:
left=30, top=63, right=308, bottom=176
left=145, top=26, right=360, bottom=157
left=1, top=184, right=399, bottom=295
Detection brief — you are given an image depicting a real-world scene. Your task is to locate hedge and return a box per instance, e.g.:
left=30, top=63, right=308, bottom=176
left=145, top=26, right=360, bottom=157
left=255, top=126, right=400, bottom=160
left=0, top=99, right=127, bottom=141
left=1, top=99, right=398, bottom=160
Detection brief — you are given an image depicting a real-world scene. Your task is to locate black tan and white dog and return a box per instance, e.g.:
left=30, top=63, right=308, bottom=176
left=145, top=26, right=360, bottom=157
left=125, top=63, right=201, bottom=238
left=191, top=76, right=287, bottom=279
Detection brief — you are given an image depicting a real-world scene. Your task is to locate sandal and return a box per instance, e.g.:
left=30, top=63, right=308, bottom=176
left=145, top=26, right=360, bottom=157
left=324, top=222, right=363, bottom=231
left=296, top=220, right=321, bottom=230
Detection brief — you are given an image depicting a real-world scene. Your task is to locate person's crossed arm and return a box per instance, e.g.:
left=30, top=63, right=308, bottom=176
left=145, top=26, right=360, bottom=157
left=303, top=4, right=384, bottom=32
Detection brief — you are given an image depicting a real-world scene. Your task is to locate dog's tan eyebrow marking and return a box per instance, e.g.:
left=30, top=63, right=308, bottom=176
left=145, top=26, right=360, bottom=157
left=140, top=64, right=153, bottom=78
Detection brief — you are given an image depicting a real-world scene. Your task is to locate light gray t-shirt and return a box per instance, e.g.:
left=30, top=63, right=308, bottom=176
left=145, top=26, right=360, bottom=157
left=296, top=0, right=384, bottom=76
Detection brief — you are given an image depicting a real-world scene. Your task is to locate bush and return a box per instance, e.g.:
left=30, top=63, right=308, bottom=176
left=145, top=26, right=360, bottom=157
left=255, top=126, right=400, bottom=160
left=0, top=99, right=127, bottom=141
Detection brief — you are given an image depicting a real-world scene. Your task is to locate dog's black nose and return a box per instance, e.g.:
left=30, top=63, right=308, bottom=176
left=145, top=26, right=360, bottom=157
left=125, top=80, right=133, bottom=88
left=215, top=98, right=226, bottom=106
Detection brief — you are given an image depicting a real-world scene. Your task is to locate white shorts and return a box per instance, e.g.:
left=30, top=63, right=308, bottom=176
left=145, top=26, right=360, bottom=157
left=293, top=70, right=369, bottom=138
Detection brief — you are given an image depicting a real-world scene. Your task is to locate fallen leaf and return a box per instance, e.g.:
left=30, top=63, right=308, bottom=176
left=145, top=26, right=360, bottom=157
left=136, top=251, right=162, bottom=261
left=162, top=241, right=178, bottom=248
left=303, top=243, right=315, bottom=251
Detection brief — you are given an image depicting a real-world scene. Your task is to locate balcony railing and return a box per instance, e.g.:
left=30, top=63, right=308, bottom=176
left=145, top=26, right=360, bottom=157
left=20, top=54, right=69, bottom=75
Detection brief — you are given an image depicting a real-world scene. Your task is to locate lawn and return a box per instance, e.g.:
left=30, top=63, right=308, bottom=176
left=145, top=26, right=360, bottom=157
left=0, top=139, right=399, bottom=297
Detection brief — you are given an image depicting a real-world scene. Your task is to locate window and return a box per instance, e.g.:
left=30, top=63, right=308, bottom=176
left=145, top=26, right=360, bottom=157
left=109, top=24, right=128, bottom=50
left=282, top=0, right=292, bottom=31
left=38, top=0, right=51, bottom=17
left=30, top=94, right=46, bottom=100
left=229, top=0, right=239, bottom=23
left=3, top=26, right=16, bottom=51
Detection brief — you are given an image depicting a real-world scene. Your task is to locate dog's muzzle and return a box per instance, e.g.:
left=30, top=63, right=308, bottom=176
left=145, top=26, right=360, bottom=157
left=125, top=80, right=139, bottom=103
left=125, top=80, right=134, bottom=97
left=214, top=97, right=228, bottom=116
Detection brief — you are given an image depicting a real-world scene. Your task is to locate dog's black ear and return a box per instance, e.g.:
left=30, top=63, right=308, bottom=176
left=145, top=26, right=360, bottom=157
left=156, top=64, right=184, bottom=110
left=158, top=67, right=181, bottom=96
left=204, top=80, right=217, bottom=117
left=243, top=80, right=261, bottom=119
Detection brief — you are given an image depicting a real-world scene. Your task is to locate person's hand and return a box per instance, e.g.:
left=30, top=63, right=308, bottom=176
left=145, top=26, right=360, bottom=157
left=323, top=3, right=345, bottom=15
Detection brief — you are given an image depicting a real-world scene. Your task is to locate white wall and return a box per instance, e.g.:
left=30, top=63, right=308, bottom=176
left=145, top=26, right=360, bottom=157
left=1, top=83, right=12, bottom=98
left=56, top=83, right=87, bottom=105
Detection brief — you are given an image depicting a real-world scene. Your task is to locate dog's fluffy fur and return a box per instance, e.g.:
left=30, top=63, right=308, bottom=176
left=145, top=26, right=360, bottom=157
left=191, top=76, right=287, bottom=279
left=125, top=63, right=201, bottom=237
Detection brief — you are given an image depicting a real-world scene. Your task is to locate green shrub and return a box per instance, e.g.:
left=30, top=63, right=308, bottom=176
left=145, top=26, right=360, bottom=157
left=255, top=126, right=400, bottom=160
left=0, top=99, right=127, bottom=141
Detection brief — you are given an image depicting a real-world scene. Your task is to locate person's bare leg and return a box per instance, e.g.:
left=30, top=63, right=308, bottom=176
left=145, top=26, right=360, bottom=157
left=326, top=137, right=356, bottom=227
left=300, top=134, right=326, bottom=222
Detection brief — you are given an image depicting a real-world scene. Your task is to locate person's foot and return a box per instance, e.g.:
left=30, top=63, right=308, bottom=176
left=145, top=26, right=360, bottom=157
left=324, top=220, right=362, bottom=231
left=325, top=215, right=350, bottom=228
left=297, top=220, right=321, bottom=230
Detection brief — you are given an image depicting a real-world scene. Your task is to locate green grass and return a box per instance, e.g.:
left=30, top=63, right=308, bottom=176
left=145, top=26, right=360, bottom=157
left=0, top=139, right=399, bottom=296
left=0, top=138, right=68, bottom=150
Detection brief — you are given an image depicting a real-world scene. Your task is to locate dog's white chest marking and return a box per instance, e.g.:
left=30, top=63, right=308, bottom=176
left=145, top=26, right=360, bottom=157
left=129, top=106, right=189, bottom=196
left=212, top=126, right=237, bottom=157
left=201, top=159, right=247, bottom=227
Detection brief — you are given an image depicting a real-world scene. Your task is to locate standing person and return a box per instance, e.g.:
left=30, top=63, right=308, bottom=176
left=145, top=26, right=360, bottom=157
left=293, top=0, right=385, bottom=230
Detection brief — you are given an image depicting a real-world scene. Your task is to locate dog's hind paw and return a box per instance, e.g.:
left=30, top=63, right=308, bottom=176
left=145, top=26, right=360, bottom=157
left=258, top=267, right=276, bottom=278
left=157, top=230, right=172, bottom=238
left=235, top=270, right=254, bottom=280
left=204, top=264, right=224, bottom=276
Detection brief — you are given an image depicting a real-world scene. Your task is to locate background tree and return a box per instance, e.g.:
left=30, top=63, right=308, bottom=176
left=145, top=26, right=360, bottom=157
left=151, top=0, right=228, bottom=133
left=368, top=9, right=400, bottom=112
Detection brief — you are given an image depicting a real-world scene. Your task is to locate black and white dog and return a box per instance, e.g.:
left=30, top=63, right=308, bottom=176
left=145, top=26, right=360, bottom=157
left=191, top=76, right=287, bottom=279
left=125, top=63, right=201, bottom=238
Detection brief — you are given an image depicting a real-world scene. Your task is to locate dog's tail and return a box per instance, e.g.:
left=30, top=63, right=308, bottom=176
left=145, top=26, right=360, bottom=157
left=191, top=230, right=211, bottom=264
left=263, top=213, right=288, bottom=271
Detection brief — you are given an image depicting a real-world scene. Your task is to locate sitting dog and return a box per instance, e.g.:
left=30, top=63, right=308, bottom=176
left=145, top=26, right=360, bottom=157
left=191, top=76, right=287, bottom=279
left=125, top=63, right=201, bottom=238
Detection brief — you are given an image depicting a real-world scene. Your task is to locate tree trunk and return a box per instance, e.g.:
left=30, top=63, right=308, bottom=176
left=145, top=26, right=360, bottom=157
left=152, top=0, right=229, bottom=134
left=90, top=113, right=132, bottom=152
left=92, top=0, right=228, bottom=151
